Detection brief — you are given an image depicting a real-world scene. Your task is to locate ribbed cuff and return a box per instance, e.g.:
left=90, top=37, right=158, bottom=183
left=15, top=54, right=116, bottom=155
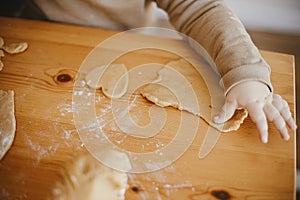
left=220, top=59, right=273, bottom=95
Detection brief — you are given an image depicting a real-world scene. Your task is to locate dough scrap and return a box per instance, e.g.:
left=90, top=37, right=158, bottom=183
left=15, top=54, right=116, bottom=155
left=0, top=50, right=3, bottom=71
left=0, top=37, right=3, bottom=48
left=0, top=36, right=28, bottom=71
left=85, top=64, right=128, bottom=99
left=0, top=62, right=3, bottom=72
left=0, top=90, right=16, bottom=160
left=2, top=42, right=28, bottom=54
left=52, top=154, right=129, bottom=200
left=140, top=59, right=248, bottom=132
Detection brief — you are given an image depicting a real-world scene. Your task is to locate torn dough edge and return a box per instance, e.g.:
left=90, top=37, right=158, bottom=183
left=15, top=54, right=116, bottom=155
left=140, top=60, right=248, bottom=132
left=85, top=64, right=129, bottom=99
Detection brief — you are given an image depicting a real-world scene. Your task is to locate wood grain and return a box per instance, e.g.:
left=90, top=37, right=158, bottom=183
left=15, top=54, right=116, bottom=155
left=0, top=17, right=296, bottom=200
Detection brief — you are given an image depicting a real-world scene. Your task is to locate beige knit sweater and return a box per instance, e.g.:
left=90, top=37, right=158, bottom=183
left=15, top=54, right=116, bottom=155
left=34, top=0, right=272, bottom=94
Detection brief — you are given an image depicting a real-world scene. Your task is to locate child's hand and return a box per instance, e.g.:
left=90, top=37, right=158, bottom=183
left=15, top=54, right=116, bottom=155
left=213, top=81, right=297, bottom=143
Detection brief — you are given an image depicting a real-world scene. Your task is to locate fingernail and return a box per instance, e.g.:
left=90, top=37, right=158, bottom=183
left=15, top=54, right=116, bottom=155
left=213, top=116, right=219, bottom=122
left=285, top=135, right=290, bottom=141
left=262, top=136, right=268, bottom=143
left=282, top=128, right=290, bottom=141
left=284, top=134, right=290, bottom=141
left=292, top=123, right=297, bottom=130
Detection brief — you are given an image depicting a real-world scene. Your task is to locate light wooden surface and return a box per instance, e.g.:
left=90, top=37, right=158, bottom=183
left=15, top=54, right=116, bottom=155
left=247, top=30, right=300, bottom=168
left=0, top=17, right=296, bottom=199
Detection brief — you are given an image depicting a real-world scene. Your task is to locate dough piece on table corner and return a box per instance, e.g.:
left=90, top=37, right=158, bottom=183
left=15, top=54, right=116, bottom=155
left=2, top=42, right=28, bottom=54
left=85, top=64, right=128, bottom=99
left=0, top=90, right=16, bottom=160
left=140, top=59, right=248, bottom=132
left=52, top=154, right=129, bottom=200
left=0, top=36, right=29, bottom=71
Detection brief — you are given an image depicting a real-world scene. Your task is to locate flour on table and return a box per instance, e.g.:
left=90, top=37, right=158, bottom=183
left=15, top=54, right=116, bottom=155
left=52, top=154, right=129, bottom=200
left=0, top=90, right=16, bottom=160
left=85, top=64, right=128, bottom=99
left=140, top=59, right=248, bottom=132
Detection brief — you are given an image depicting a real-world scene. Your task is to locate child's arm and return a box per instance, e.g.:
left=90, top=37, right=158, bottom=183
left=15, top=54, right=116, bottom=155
left=156, top=0, right=296, bottom=142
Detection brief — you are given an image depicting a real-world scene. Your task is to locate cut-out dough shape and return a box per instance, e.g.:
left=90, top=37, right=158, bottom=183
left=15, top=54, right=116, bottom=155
left=140, top=59, right=248, bottom=132
left=0, top=90, right=16, bottom=160
left=0, top=36, right=29, bottom=71
left=52, top=154, right=129, bottom=200
left=85, top=64, right=128, bottom=99
left=2, top=42, right=28, bottom=54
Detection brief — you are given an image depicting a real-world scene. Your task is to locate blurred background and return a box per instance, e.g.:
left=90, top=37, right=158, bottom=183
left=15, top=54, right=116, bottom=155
left=0, top=0, right=299, bottom=196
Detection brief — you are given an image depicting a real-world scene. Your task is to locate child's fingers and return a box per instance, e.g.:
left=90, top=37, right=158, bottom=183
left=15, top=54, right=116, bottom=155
left=246, top=102, right=268, bottom=143
left=273, top=96, right=297, bottom=131
left=263, top=103, right=289, bottom=141
left=213, top=100, right=237, bottom=124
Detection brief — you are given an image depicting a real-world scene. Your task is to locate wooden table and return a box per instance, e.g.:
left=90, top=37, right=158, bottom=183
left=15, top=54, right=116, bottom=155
left=0, top=17, right=296, bottom=199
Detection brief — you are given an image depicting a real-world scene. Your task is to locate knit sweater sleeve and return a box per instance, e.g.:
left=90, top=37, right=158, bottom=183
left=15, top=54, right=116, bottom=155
left=155, top=0, right=273, bottom=94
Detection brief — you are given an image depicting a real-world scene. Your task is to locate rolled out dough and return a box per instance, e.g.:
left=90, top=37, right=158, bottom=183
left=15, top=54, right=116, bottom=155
left=52, top=154, right=129, bottom=200
left=85, top=64, right=128, bottom=99
left=0, top=90, right=16, bottom=160
left=140, top=59, right=248, bottom=132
